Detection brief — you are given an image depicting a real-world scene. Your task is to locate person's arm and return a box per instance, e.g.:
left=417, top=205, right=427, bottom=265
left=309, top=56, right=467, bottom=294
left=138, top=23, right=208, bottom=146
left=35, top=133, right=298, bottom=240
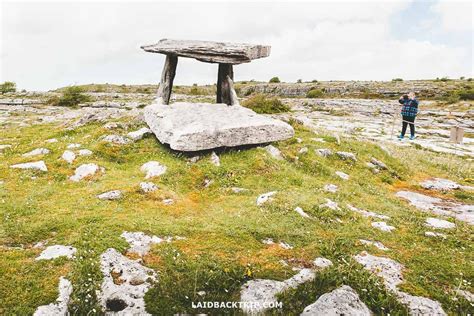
left=411, top=99, right=419, bottom=108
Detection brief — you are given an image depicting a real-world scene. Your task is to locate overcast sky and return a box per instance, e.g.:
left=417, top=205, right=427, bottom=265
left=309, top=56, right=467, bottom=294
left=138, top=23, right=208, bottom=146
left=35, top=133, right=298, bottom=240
left=1, top=0, right=472, bottom=91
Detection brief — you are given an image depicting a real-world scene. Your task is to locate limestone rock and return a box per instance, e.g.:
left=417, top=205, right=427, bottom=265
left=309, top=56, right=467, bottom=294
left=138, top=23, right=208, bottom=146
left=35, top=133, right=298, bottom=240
left=230, top=187, right=248, bottom=193
left=240, top=269, right=315, bottom=314
left=264, top=145, right=283, bottom=160
left=162, top=198, right=174, bottom=205
left=295, top=206, right=310, bottom=218
left=61, top=150, right=76, bottom=164
left=301, top=285, right=371, bottom=316
left=424, top=231, right=447, bottom=238
left=337, top=151, right=357, bottom=161
left=144, top=102, right=294, bottom=151
left=140, top=161, right=167, bottom=179
left=256, top=191, right=277, bottom=206
left=97, top=190, right=123, bottom=201
left=335, top=171, right=349, bottom=180
left=33, top=277, right=72, bottom=316
left=99, top=248, right=156, bottom=315
left=316, top=148, right=332, bottom=157
left=141, top=39, right=271, bottom=64
left=11, top=161, right=48, bottom=172
left=121, top=231, right=170, bottom=256
left=210, top=151, right=220, bottom=166
left=425, top=217, right=455, bottom=229
left=372, top=221, right=395, bottom=232
left=324, top=184, right=338, bottom=193
left=320, top=198, right=340, bottom=211
left=298, top=147, right=308, bottom=154
left=313, top=257, right=333, bottom=268
left=359, top=239, right=389, bottom=251
left=22, top=148, right=50, bottom=157
left=0, top=144, right=12, bottom=151
left=456, top=289, right=474, bottom=302
left=78, top=149, right=92, bottom=156
left=370, top=157, right=387, bottom=170
left=346, top=205, right=390, bottom=220
left=36, top=245, right=77, bottom=260
left=420, top=178, right=460, bottom=191
left=127, top=127, right=152, bottom=141
left=102, top=134, right=131, bottom=145
left=45, top=138, right=58, bottom=143
left=67, top=143, right=81, bottom=149
left=139, top=182, right=158, bottom=193
left=69, top=163, right=102, bottom=182
left=396, top=191, right=473, bottom=225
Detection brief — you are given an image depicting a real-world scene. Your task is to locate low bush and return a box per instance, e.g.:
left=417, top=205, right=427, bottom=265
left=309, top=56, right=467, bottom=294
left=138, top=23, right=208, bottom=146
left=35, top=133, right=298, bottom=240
left=47, top=86, right=91, bottom=107
left=242, top=94, right=290, bottom=114
left=269, top=77, right=280, bottom=83
left=392, top=78, right=403, bottom=82
left=306, top=89, right=324, bottom=98
left=457, top=89, right=474, bottom=100
left=0, top=81, right=16, bottom=94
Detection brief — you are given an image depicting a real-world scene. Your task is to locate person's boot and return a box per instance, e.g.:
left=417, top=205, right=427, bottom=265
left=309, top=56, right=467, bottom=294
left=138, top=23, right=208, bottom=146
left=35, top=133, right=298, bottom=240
left=409, top=135, right=416, bottom=140
left=398, top=134, right=404, bottom=140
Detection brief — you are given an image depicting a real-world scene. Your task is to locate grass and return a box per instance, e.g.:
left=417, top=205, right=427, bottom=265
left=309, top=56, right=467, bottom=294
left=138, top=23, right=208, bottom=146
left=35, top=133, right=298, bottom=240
left=241, top=94, right=290, bottom=114
left=0, top=115, right=473, bottom=314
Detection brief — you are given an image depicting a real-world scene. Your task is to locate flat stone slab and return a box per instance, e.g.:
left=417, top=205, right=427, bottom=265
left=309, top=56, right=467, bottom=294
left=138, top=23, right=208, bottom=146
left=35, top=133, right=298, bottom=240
left=141, top=39, right=270, bottom=64
left=144, top=102, right=294, bottom=151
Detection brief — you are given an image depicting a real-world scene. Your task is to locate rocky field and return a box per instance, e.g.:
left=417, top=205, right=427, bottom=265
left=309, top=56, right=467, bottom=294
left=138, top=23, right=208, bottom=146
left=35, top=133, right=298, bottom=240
left=0, top=82, right=473, bottom=315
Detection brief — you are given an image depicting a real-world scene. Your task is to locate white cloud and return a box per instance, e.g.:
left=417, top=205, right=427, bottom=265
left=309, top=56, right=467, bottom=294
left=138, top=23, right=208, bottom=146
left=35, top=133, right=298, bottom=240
left=0, top=1, right=471, bottom=90
left=431, top=0, right=473, bottom=31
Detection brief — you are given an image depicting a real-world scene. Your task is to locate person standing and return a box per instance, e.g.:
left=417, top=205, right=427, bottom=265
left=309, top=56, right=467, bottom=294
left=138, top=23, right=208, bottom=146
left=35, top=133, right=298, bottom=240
left=398, top=92, right=418, bottom=140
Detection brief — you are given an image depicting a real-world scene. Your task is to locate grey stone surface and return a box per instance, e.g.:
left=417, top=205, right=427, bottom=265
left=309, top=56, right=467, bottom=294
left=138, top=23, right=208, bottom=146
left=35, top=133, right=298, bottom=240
left=425, top=217, right=455, bottom=229
left=335, top=171, right=349, bottom=180
left=295, top=206, right=310, bottom=218
left=127, top=127, right=152, bottom=141
left=97, top=190, right=123, bottom=201
left=36, top=245, right=77, bottom=260
left=140, top=161, right=167, bottom=179
left=324, top=184, right=338, bottom=193
left=316, top=148, right=332, bottom=157
left=33, top=277, right=72, bottom=316
left=22, top=148, right=50, bottom=157
left=370, top=157, right=387, bottom=169
left=256, top=191, right=277, bottom=206
left=359, top=239, right=389, bottom=251
left=420, top=178, right=460, bottom=191
left=347, top=206, right=386, bottom=219
left=313, top=257, right=333, bottom=268
left=144, top=102, right=294, bottom=151
left=336, top=151, right=357, bottom=161
left=264, top=145, right=283, bottom=160
left=121, top=231, right=172, bottom=256
left=11, top=161, right=48, bottom=172
left=139, top=182, right=158, bottom=193
left=354, top=252, right=447, bottom=315
left=301, top=285, right=371, bottom=316
left=61, top=150, right=76, bottom=164
left=78, top=149, right=93, bottom=156
left=67, top=143, right=81, bottom=149
left=424, top=231, right=447, bottom=238
left=102, top=134, right=131, bottom=145
left=396, top=191, right=473, bottom=225
left=141, top=39, right=271, bottom=64
left=371, top=221, right=396, bottom=232
left=70, top=163, right=102, bottom=182
left=99, top=248, right=156, bottom=315
left=210, top=151, right=220, bottom=166
left=320, top=198, right=340, bottom=211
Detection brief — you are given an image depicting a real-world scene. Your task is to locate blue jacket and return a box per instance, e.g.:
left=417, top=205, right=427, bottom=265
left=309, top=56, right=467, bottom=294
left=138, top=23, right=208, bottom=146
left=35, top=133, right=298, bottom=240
left=399, top=98, right=418, bottom=117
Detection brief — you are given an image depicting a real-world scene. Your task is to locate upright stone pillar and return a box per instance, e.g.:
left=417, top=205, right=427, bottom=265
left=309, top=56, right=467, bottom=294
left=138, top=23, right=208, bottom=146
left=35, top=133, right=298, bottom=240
left=157, top=54, right=178, bottom=105
left=217, top=63, right=234, bottom=105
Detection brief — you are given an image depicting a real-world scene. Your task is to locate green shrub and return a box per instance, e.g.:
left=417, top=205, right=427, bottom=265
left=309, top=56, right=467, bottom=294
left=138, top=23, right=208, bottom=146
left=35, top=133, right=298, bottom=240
left=457, top=89, right=474, bottom=100
left=306, top=89, right=324, bottom=98
left=460, top=76, right=465, bottom=80
left=297, top=79, right=302, bottom=83
left=242, top=94, right=290, bottom=114
left=392, top=78, right=403, bottom=82
left=269, top=77, right=280, bottom=83
left=468, top=78, right=472, bottom=82
left=48, top=86, right=91, bottom=107
left=440, top=77, right=450, bottom=82
left=0, top=81, right=16, bottom=94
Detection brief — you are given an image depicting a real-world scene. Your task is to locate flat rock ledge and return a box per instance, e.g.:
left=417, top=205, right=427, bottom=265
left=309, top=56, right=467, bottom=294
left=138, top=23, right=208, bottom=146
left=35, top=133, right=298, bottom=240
left=144, top=102, right=294, bottom=151
left=34, top=277, right=72, bottom=316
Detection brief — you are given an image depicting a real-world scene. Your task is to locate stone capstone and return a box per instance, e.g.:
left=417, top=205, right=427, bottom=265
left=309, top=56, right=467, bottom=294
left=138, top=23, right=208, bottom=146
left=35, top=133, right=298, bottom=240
left=144, top=102, right=294, bottom=151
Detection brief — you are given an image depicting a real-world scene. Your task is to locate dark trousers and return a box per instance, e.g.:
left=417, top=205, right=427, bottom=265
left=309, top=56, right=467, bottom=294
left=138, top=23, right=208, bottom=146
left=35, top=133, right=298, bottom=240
left=401, top=115, right=415, bottom=136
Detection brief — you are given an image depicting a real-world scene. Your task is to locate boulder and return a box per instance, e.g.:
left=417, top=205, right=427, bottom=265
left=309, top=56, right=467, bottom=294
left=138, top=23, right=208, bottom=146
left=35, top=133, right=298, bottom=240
left=127, top=127, right=152, bottom=141
left=97, top=190, right=123, bottom=201
left=11, top=161, right=48, bottom=172
left=301, top=285, right=371, bottom=316
left=70, top=163, right=102, bottom=182
left=140, top=161, right=167, bottom=179
left=61, top=150, right=76, bottom=164
left=144, top=102, right=294, bottom=151
left=139, top=182, right=158, bottom=193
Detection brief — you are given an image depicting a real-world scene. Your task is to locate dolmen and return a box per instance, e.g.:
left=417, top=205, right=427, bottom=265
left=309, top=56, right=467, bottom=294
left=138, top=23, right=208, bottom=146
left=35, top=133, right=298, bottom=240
left=141, top=39, right=294, bottom=151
